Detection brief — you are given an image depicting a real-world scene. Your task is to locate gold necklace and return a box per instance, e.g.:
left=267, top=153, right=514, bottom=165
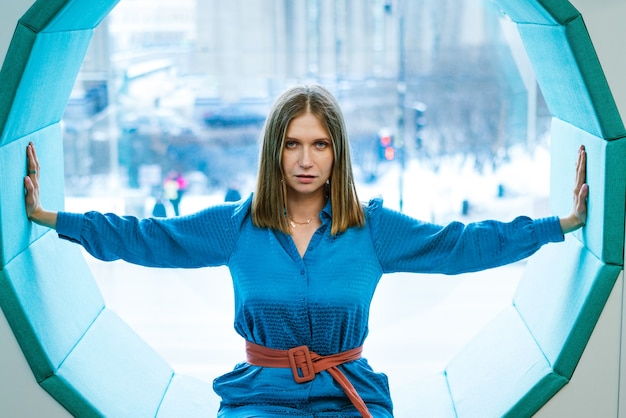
left=288, top=215, right=313, bottom=228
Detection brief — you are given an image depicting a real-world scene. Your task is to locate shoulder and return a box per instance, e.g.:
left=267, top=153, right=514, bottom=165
left=192, top=193, right=253, bottom=225
left=362, top=196, right=405, bottom=222
left=361, top=196, right=407, bottom=233
left=363, top=196, right=384, bottom=215
left=361, top=196, right=438, bottom=238
left=165, top=194, right=253, bottom=249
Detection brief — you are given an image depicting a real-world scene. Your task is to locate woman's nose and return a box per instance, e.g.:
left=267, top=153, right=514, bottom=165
left=299, top=148, right=313, bottom=167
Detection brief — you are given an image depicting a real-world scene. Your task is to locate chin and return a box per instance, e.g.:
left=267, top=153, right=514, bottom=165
left=290, top=185, right=325, bottom=195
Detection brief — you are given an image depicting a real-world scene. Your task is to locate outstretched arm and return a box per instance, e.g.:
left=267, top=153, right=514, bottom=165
left=24, top=142, right=58, bottom=229
left=559, top=145, right=588, bottom=234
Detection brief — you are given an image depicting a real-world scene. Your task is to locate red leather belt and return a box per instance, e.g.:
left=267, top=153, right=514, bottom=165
left=245, top=341, right=372, bottom=418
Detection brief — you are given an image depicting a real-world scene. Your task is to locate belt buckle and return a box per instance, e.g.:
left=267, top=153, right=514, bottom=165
left=288, top=345, right=315, bottom=383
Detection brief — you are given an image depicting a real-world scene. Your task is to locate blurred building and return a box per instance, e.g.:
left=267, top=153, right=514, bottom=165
left=193, top=0, right=400, bottom=100
left=65, top=0, right=545, bottom=192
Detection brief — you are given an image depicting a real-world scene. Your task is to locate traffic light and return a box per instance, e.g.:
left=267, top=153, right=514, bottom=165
left=413, top=102, right=427, bottom=129
left=378, top=130, right=395, bottom=161
left=412, top=102, right=427, bottom=151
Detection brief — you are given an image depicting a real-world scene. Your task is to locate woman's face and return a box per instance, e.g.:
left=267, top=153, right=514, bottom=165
left=281, top=111, right=334, bottom=199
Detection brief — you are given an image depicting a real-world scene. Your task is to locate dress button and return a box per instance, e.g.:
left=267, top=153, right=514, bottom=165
left=300, top=270, right=305, bottom=275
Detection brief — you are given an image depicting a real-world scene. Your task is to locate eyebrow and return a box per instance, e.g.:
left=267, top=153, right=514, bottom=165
left=284, top=136, right=331, bottom=141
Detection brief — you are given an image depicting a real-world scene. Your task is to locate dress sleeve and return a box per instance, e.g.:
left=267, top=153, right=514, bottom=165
left=366, top=198, right=564, bottom=275
left=55, top=195, right=252, bottom=268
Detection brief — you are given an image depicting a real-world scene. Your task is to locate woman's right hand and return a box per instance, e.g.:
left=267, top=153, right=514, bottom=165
left=24, top=142, right=57, bottom=228
left=559, top=145, right=588, bottom=234
left=24, top=142, right=41, bottom=218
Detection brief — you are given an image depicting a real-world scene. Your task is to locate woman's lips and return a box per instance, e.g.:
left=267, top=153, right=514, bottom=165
left=296, top=175, right=315, bottom=184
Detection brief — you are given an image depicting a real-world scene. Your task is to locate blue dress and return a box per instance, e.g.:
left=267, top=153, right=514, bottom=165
left=55, top=195, right=564, bottom=416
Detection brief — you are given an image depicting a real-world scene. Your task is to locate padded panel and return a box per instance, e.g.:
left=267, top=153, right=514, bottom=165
left=492, top=0, right=580, bottom=25
left=0, top=23, right=92, bottom=145
left=20, top=0, right=120, bottom=33
left=157, top=374, right=218, bottom=417
left=514, top=235, right=621, bottom=378
left=550, top=118, right=626, bottom=264
left=445, top=307, right=568, bottom=417
left=0, top=232, right=104, bottom=381
left=517, top=16, right=625, bottom=140
left=391, top=373, right=455, bottom=418
left=41, top=308, right=173, bottom=418
left=0, top=129, right=65, bottom=266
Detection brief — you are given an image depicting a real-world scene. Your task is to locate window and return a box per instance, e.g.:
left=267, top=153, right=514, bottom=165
left=65, top=0, right=551, bottom=409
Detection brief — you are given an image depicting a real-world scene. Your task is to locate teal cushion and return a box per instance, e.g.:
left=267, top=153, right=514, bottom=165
left=0, top=132, right=65, bottom=266
left=445, top=307, right=568, bottom=417
left=0, top=232, right=104, bottom=381
left=0, top=24, right=92, bottom=145
left=40, top=308, right=173, bottom=418
left=20, top=0, right=119, bottom=32
left=550, top=118, right=626, bottom=264
left=514, top=235, right=621, bottom=378
left=517, top=16, right=625, bottom=140
left=492, top=0, right=580, bottom=25
left=157, top=375, right=219, bottom=417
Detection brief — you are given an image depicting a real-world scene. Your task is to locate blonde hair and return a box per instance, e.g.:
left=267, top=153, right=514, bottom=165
left=252, top=85, right=364, bottom=235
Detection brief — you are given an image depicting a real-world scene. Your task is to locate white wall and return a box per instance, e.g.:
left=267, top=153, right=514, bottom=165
left=572, top=0, right=626, bottom=121
left=0, top=2, right=30, bottom=60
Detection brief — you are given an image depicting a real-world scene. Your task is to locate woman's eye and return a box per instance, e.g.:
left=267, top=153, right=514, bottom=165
left=316, top=141, right=329, bottom=149
left=285, top=141, right=296, bottom=148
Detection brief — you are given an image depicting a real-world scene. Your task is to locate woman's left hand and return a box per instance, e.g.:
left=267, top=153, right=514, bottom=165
left=560, top=145, right=588, bottom=234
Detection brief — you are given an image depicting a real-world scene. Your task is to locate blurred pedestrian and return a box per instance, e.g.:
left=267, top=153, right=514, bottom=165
left=151, top=186, right=168, bottom=218
left=151, top=197, right=167, bottom=217
left=164, top=171, right=187, bottom=216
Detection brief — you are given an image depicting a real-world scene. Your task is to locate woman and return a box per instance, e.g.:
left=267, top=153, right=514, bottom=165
left=24, top=85, right=588, bottom=417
